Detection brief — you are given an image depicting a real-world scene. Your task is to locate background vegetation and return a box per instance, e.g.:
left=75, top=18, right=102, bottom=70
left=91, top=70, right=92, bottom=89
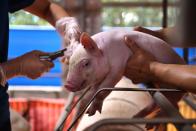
left=9, top=0, right=178, bottom=27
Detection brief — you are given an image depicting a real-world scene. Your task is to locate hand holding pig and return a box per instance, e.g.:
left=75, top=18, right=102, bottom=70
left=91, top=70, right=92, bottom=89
left=124, top=36, right=157, bottom=84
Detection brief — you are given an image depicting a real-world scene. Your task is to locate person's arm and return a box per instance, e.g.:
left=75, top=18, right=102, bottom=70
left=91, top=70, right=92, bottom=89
left=0, top=50, right=54, bottom=86
left=24, top=0, right=81, bottom=43
left=150, top=62, right=196, bottom=93
left=24, top=0, right=69, bottom=26
left=124, top=36, right=196, bottom=93
left=134, top=26, right=196, bottom=48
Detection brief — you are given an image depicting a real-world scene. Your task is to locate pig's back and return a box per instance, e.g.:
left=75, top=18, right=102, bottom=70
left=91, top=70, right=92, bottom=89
left=92, top=29, right=185, bottom=65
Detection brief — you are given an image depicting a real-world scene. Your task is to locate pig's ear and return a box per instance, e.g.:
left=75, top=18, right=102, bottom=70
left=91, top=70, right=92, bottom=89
left=80, top=32, right=102, bottom=56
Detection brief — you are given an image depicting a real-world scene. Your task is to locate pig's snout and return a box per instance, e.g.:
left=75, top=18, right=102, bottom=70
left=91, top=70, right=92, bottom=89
left=65, top=80, right=86, bottom=92
left=64, top=81, right=78, bottom=92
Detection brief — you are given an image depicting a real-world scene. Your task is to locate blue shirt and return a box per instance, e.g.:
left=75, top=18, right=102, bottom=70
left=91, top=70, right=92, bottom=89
left=0, top=0, right=34, bottom=130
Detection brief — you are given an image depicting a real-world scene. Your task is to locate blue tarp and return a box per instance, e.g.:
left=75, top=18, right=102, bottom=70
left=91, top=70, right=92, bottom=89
left=8, top=26, right=62, bottom=86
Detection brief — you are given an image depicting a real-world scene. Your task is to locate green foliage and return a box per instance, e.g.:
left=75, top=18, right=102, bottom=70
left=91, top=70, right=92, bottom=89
left=101, top=0, right=178, bottom=27
left=9, top=0, right=178, bottom=27
left=102, top=7, right=178, bottom=27
left=102, top=7, right=161, bottom=27
left=9, top=10, right=50, bottom=26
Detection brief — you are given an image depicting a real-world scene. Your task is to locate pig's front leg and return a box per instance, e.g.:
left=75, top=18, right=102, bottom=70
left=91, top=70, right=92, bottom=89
left=86, top=71, right=123, bottom=116
left=78, top=87, right=105, bottom=116
left=86, top=96, right=104, bottom=116
left=86, top=89, right=111, bottom=116
left=78, top=87, right=100, bottom=115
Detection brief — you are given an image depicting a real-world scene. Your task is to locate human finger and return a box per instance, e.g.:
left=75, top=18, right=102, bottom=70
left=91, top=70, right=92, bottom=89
left=124, top=36, right=140, bottom=53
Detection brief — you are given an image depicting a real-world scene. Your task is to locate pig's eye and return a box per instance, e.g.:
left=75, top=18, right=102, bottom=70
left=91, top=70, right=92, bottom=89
left=84, top=62, right=89, bottom=67
left=81, top=59, right=91, bottom=68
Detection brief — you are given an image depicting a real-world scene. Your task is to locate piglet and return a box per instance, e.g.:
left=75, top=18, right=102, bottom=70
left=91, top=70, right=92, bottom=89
left=64, top=29, right=185, bottom=116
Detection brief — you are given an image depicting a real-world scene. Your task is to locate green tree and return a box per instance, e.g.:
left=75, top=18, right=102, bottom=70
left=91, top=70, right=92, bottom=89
left=9, top=0, right=178, bottom=27
left=9, top=10, right=50, bottom=26
left=101, top=0, right=178, bottom=27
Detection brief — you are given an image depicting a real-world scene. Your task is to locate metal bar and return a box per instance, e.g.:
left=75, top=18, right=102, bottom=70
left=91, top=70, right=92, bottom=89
left=153, top=92, right=185, bottom=130
left=55, top=92, right=76, bottom=131
left=103, top=2, right=178, bottom=8
left=67, top=88, right=183, bottom=131
left=153, top=92, right=183, bottom=118
left=183, top=48, right=189, bottom=64
left=55, top=86, right=91, bottom=131
left=81, top=0, right=87, bottom=32
left=183, top=96, right=196, bottom=111
left=87, top=118, right=196, bottom=131
left=162, top=0, right=168, bottom=28
left=182, top=125, right=196, bottom=131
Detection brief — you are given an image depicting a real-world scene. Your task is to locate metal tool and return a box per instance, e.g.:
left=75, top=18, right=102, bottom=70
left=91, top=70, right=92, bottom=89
left=40, top=48, right=67, bottom=61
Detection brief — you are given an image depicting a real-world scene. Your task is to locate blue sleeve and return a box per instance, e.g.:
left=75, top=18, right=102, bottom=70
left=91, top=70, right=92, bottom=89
left=0, top=84, right=11, bottom=130
left=9, top=0, right=35, bottom=13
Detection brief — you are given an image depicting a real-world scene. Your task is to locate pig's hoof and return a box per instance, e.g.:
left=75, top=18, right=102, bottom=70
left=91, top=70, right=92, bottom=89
left=86, top=101, right=102, bottom=116
left=86, top=108, right=96, bottom=116
left=86, top=104, right=98, bottom=116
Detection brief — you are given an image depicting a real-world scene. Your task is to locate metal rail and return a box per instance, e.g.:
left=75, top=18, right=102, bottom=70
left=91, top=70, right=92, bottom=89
left=55, top=92, right=75, bottom=131
left=86, top=118, right=196, bottom=131
left=162, top=0, right=168, bottom=28
left=81, top=0, right=88, bottom=32
left=183, top=48, right=189, bottom=64
left=153, top=92, right=183, bottom=118
left=67, top=88, right=183, bottom=131
left=54, top=86, right=91, bottom=131
left=152, top=92, right=194, bottom=130
left=183, top=96, right=196, bottom=111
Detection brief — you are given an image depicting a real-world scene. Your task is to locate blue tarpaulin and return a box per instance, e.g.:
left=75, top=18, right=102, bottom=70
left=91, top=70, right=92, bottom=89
left=8, top=26, right=62, bottom=86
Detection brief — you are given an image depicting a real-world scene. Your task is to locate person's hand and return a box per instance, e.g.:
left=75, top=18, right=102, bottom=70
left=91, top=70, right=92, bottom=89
left=134, top=26, right=165, bottom=41
left=124, top=36, right=157, bottom=84
left=16, top=50, right=54, bottom=79
left=55, top=17, right=81, bottom=44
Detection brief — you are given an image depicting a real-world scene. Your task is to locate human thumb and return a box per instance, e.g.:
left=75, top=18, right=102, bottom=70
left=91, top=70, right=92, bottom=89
left=124, top=36, right=139, bottom=53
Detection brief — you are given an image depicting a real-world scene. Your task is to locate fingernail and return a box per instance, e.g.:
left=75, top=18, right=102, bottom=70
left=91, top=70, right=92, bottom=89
left=124, top=36, right=128, bottom=42
left=40, top=58, right=51, bottom=61
left=124, top=36, right=132, bottom=43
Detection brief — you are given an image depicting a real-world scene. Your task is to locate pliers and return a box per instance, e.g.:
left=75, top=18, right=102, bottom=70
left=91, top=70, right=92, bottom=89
left=40, top=48, right=67, bottom=61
